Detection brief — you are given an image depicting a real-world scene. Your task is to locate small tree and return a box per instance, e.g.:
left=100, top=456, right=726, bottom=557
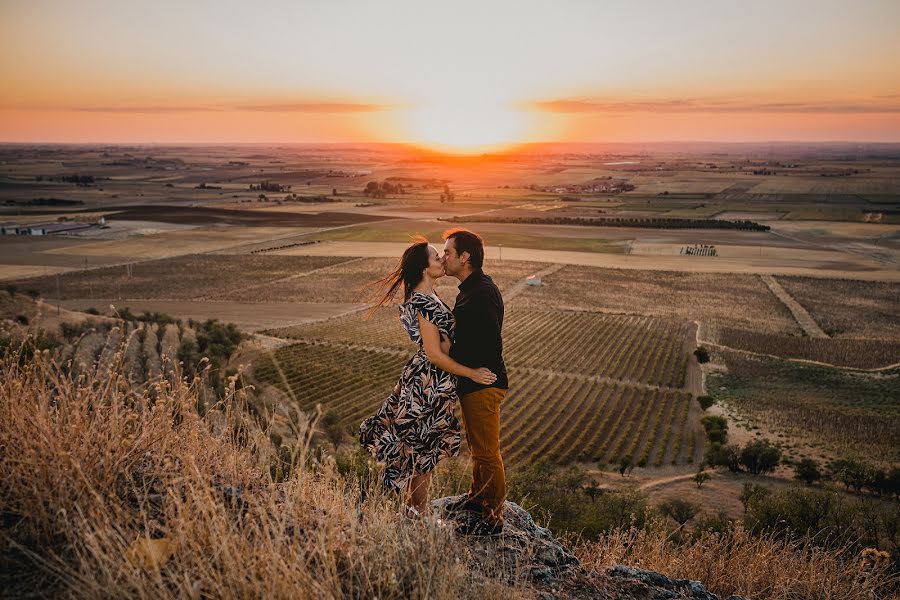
left=25, top=288, right=40, bottom=300
left=694, top=470, right=711, bottom=489
left=617, top=455, right=634, bottom=477
left=739, top=482, right=770, bottom=513
left=739, top=440, right=782, bottom=475
left=706, top=443, right=742, bottom=473
left=697, top=395, right=716, bottom=410
left=700, top=415, right=728, bottom=444
left=658, top=498, right=699, bottom=526
left=321, top=410, right=345, bottom=450
left=794, top=458, right=822, bottom=486
left=694, top=346, right=710, bottom=363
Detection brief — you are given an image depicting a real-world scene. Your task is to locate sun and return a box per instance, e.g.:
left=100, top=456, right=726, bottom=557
left=403, top=100, right=530, bottom=154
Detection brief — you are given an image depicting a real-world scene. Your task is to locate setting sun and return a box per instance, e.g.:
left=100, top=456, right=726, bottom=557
left=401, top=101, right=531, bottom=154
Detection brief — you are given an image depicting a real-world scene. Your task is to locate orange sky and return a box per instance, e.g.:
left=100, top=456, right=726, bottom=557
left=2, top=0, right=899, bottom=151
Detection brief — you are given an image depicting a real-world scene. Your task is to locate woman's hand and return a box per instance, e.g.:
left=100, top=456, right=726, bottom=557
left=467, top=367, right=497, bottom=386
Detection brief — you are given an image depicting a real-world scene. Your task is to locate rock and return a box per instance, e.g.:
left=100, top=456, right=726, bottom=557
left=430, top=495, right=745, bottom=600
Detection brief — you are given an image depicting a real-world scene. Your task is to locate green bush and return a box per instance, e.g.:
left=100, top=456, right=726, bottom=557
left=794, top=458, right=822, bottom=485
left=696, top=395, right=716, bottom=410
left=700, top=415, right=728, bottom=445
left=507, top=461, right=650, bottom=540
left=694, top=346, right=710, bottom=363
left=739, top=440, right=781, bottom=475
left=658, top=498, right=699, bottom=526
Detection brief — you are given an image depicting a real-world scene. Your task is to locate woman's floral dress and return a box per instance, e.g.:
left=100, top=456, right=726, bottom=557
left=359, top=292, right=460, bottom=491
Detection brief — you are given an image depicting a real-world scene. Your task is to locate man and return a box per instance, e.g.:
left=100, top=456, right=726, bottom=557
left=441, top=228, right=508, bottom=536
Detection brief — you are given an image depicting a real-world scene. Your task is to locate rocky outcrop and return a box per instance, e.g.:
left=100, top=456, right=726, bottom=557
left=431, top=495, right=745, bottom=600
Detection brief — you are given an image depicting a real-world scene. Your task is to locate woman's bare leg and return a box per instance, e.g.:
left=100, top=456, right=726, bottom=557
left=406, top=472, right=432, bottom=513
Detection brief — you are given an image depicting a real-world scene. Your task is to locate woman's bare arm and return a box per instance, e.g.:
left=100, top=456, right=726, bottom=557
left=418, top=314, right=496, bottom=385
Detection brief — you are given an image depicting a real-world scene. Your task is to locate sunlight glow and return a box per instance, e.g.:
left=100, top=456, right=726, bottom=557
left=402, top=101, right=531, bottom=154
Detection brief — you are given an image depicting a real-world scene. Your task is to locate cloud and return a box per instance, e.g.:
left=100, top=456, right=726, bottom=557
left=71, top=105, right=223, bottom=113
left=535, top=98, right=900, bottom=114
left=236, top=102, right=383, bottom=113
left=4, top=101, right=385, bottom=114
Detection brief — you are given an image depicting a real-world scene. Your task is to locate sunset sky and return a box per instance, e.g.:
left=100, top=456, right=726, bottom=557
left=2, top=0, right=899, bottom=151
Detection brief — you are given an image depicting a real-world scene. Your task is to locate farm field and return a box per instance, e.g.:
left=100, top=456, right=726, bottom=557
left=256, top=304, right=704, bottom=468
left=9, top=254, right=349, bottom=300
left=252, top=342, right=704, bottom=467
left=710, top=326, right=900, bottom=370
left=280, top=239, right=900, bottom=280
left=775, top=275, right=900, bottom=338
left=2, top=142, right=899, bottom=484
left=705, top=347, right=900, bottom=465
left=510, top=264, right=801, bottom=334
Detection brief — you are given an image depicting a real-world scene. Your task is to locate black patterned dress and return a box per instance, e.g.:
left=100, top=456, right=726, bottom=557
left=359, top=292, right=461, bottom=492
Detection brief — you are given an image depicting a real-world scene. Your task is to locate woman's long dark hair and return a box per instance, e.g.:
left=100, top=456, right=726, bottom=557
left=365, top=236, right=431, bottom=317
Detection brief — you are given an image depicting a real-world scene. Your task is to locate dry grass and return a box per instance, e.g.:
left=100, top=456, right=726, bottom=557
left=0, top=349, right=521, bottom=599
left=2, top=344, right=897, bottom=599
left=578, top=523, right=898, bottom=600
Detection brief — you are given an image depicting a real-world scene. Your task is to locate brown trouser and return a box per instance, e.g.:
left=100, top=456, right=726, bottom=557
left=459, top=387, right=507, bottom=525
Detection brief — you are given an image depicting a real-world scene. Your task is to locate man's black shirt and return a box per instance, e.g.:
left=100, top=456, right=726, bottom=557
left=450, top=269, right=508, bottom=396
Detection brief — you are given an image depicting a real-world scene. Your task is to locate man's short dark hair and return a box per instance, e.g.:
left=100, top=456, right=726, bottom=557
left=443, top=228, right=484, bottom=269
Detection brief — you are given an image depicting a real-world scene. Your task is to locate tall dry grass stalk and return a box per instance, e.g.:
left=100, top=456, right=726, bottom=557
left=577, top=522, right=898, bottom=600
left=0, top=349, right=520, bottom=599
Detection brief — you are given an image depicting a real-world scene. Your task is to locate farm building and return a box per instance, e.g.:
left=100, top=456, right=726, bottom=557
left=0, top=222, right=22, bottom=235
left=24, top=222, right=96, bottom=236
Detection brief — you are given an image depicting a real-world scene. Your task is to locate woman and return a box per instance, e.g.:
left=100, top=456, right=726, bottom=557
left=359, top=238, right=496, bottom=519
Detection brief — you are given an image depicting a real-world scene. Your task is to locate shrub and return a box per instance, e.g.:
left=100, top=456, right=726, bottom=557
left=706, top=443, right=742, bottom=473
left=694, top=346, right=710, bottom=363
left=696, top=395, right=716, bottom=410
left=84, top=307, right=100, bottom=315
left=744, top=487, right=855, bottom=548
left=794, top=458, right=822, bottom=486
left=700, top=415, right=728, bottom=445
left=658, top=498, right=700, bottom=526
left=320, top=409, right=345, bottom=450
left=739, top=440, right=781, bottom=475
left=507, top=461, right=650, bottom=540
left=694, top=470, right=711, bottom=489
left=739, top=482, right=771, bottom=514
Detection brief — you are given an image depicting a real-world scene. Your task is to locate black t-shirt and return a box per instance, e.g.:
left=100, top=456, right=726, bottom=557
left=450, top=269, right=509, bottom=396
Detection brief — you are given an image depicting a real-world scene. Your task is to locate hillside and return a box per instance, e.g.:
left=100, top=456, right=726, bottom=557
left=1, top=325, right=897, bottom=598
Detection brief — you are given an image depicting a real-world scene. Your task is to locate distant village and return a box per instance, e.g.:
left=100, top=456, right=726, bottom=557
left=530, top=178, right=636, bottom=195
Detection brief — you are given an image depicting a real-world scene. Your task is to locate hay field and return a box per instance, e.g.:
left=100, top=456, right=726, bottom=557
left=10, top=254, right=349, bottom=300
left=776, top=276, right=900, bottom=338
left=508, top=265, right=802, bottom=334
left=41, top=226, right=303, bottom=259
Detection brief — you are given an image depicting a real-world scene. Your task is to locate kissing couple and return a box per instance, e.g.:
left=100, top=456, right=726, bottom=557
left=359, top=228, right=509, bottom=536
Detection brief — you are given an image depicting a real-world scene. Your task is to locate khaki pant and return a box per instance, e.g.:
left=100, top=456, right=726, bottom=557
left=459, top=387, right=507, bottom=525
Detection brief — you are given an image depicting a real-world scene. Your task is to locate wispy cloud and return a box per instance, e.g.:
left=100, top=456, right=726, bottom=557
left=236, top=102, right=383, bottom=113
left=5, top=102, right=386, bottom=114
left=71, top=105, right=223, bottom=113
left=536, top=98, right=900, bottom=114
